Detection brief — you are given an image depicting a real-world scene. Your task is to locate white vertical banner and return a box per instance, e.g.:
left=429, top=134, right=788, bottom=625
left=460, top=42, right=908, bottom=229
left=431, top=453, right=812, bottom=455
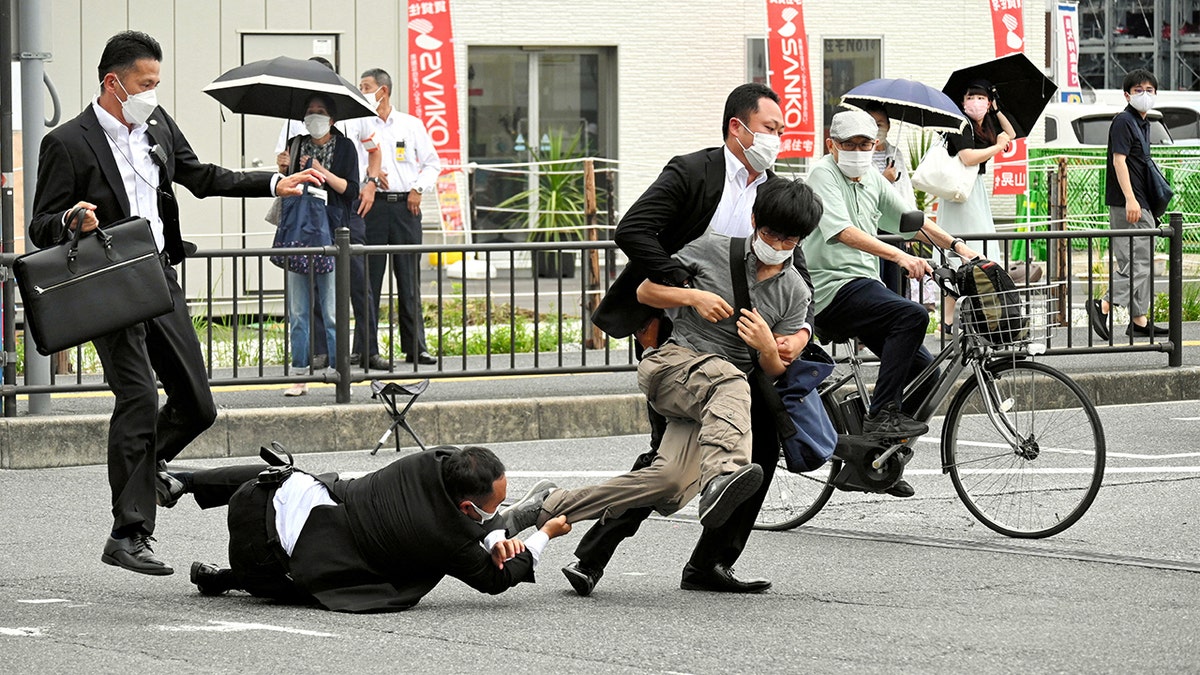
left=1054, top=2, right=1082, bottom=102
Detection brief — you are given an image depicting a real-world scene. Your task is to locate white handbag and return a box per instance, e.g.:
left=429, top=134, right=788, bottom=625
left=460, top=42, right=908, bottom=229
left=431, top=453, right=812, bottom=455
left=910, top=140, right=977, bottom=203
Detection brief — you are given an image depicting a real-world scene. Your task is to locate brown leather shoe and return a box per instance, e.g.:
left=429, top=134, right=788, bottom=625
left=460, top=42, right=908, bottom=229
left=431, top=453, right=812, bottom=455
left=681, top=563, right=770, bottom=593
left=101, top=533, right=173, bottom=576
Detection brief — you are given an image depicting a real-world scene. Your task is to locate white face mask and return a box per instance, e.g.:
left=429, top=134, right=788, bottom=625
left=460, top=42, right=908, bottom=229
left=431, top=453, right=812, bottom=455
left=835, top=149, right=875, bottom=179
left=114, top=77, right=157, bottom=126
left=1129, top=91, right=1156, bottom=113
left=468, top=501, right=499, bottom=523
left=368, top=88, right=384, bottom=111
left=752, top=232, right=793, bottom=266
left=734, top=118, right=781, bottom=173
left=304, top=114, right=332, bottom=139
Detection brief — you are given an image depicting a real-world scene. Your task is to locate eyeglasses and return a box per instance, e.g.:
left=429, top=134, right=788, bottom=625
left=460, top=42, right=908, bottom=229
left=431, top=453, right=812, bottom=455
left=758, top=228, right=801, bottom=249
left=1131, top=86, right=1157, bottom=95
left=835, top=139, right=877, bottom=152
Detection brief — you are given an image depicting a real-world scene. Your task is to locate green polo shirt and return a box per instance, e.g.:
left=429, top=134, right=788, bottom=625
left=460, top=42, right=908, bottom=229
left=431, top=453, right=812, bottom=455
left=802, top=153, right=914, bottom=314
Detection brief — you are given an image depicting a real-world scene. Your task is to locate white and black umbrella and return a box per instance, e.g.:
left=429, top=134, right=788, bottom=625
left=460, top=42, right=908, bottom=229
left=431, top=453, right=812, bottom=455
left=202, top=55, right=375, bottom=120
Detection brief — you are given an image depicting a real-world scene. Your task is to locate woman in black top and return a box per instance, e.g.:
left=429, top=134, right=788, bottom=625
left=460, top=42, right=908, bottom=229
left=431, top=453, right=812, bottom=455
left=937, top=80, right=1016, bottom=333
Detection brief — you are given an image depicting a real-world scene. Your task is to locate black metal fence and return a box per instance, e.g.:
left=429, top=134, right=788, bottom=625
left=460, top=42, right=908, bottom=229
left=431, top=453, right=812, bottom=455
left=0, top=213, right=1186, bottom=411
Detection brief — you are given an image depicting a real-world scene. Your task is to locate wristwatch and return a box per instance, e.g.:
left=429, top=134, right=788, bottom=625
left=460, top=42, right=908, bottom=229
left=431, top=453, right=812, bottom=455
left=414, top=185, right=427, bottom=194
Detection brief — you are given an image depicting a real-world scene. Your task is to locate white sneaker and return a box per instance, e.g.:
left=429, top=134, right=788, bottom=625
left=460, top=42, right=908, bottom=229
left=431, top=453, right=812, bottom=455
left=283, top=383, right=308, bottom=397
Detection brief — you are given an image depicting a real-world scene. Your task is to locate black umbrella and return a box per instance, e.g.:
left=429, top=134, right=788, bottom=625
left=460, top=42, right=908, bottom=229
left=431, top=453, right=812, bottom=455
left=942, top=53, right=1057, bottom=139
left=202, top=56, right=375, bottom=120
left=840, top=78, right=967, bottom=133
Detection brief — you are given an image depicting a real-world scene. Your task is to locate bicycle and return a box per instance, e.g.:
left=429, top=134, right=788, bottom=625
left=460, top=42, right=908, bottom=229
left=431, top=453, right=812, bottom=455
left=756, top=263, right=1106, bottom=539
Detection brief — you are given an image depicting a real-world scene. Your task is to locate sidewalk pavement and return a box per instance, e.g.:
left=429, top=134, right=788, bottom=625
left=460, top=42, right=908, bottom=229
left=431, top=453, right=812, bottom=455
left=3, top=325, right=1198, bottom=469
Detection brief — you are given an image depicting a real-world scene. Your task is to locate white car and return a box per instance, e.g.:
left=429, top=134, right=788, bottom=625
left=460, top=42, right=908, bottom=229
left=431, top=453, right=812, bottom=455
left=1038, top=103, right=1174, bottom=148
left=1088, top=89, right=1200, bottom=142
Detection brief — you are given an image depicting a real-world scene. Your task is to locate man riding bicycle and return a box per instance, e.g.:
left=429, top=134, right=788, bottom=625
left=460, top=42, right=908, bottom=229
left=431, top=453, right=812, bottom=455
left=803, top=110, right=981, bottom=498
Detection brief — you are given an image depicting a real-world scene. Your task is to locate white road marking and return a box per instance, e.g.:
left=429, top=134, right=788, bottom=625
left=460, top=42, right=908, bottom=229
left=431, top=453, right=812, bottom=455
left=0, top=627, right=43, bottom=637
left=157, top=621, right=334, bottom=637
left=1172, top=417, right=1200, bottom=421
left=16, top=599, right=68, bottom=604
left=951, top=439, right=1200, bottom=460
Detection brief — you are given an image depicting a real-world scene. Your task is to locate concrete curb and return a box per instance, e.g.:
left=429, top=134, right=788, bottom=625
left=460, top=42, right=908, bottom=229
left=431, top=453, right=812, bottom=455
left=0, top=393, right=651, bottom=470
left=3, top=368, right=1198, bottom=470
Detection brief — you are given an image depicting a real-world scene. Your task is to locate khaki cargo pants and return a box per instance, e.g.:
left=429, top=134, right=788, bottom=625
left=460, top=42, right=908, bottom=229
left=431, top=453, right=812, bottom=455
left=541, top=343, right=753, bottom=525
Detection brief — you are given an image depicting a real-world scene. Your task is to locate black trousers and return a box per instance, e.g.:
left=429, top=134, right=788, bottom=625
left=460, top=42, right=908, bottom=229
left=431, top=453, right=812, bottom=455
left=573, top=382, right=780, bottom=572
left=815, top=277, right=935, bottom=416
left=91, top=265, right=217, bottom=537
left=191, top=464, right=310, bottom=602
left=364, top=197, right=427, bottom=357
left=310, top=208, right=378, bottom=359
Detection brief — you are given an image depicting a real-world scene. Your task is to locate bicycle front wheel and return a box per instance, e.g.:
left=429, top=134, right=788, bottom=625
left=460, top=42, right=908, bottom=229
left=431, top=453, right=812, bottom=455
left=754, top=455, right=840, bottom=531
left=943, top=360, right=1105, bottom=538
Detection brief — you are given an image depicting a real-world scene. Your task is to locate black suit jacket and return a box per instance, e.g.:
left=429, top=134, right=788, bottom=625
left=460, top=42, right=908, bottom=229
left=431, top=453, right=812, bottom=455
left=288, top=448, right=536, bottom=613
left=30, top=104, right=275, bottom=263
left=593, top=147, right=812, bottom=338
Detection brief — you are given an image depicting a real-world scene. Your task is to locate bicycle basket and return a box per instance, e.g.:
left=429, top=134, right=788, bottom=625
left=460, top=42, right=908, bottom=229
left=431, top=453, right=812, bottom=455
left=960, top=284, right=1059, bottom=347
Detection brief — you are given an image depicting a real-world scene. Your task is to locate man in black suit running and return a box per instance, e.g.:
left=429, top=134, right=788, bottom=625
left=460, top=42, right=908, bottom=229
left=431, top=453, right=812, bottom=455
left=29, top=31, right=322, bottom=577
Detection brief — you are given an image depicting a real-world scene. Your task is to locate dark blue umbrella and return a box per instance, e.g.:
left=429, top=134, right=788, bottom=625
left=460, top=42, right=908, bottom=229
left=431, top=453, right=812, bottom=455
left=840, top=78, right=967, bottom=133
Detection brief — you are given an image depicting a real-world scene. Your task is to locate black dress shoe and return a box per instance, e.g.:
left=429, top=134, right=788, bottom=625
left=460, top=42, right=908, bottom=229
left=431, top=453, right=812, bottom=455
left=349, top=352, right=362, bottom=366
left=190, top=561, right=236, bottom=596
left=405, top=351, right=437, bottom=365
left=1126, top=322, right=1169, bottom=337
left=367, top=354, right=393, bottom=371
left=310, top=354, right=329, bottom=370
left=885, top=479, right=915, bottom=498
left=1085, top=299, right=1111, bottom=341
left=101, top=533, right=173, bottom=576
left=155, top=468, right=186, bottom=509
left=680, top=562, right=770, bottom=593
left=562, top=561, right=604, bottom=597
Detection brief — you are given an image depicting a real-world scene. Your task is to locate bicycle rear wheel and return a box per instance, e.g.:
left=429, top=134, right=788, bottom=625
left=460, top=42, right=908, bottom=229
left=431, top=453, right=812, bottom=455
left=754, top=455, right=840, bottom=531
left=943, top=360, right=1105, bottom=538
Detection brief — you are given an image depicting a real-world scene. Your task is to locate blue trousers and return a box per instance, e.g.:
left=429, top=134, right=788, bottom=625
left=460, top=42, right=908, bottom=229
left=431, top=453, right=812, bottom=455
left=815, top=277, right=935, bottom=416
left=287, top=270, right=336, bottom=369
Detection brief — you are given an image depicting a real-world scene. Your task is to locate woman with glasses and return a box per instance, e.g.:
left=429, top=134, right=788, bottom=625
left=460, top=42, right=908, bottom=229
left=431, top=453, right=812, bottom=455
left=936, top=80, right=1017, bottom=334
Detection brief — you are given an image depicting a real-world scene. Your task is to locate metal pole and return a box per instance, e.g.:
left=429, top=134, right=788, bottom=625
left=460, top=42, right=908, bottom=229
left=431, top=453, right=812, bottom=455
left=334, top=227, right=350, bottom=403
left=1167, top=212, right=1182, bottom=367
left=1, top=0, right=16, bottom=416
left=18, top=0, right=49, bottom=413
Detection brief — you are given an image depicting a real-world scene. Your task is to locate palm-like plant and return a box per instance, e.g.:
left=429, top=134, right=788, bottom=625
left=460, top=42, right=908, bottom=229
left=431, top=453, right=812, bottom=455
left=497, top=129, right=589, bottom=242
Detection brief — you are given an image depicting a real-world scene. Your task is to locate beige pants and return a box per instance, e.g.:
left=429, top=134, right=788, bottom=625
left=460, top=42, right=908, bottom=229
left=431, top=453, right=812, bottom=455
left=540, top=343, right=753, bottom=525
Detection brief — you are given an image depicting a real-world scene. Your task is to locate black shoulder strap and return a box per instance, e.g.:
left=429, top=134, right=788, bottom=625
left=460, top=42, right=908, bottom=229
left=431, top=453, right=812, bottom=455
left=728, top=237, right=758, bottom=367
left=287, top=134, right=303, bottom=174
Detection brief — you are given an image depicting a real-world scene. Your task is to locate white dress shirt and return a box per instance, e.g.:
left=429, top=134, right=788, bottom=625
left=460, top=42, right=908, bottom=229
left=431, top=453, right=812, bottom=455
left=273, top=472, right=336, bottom=556
left=360, top=109, right=441, bottom=193
left=92, top=99, right=164, bottom=251
left=708, top=145, right=768, bottom=237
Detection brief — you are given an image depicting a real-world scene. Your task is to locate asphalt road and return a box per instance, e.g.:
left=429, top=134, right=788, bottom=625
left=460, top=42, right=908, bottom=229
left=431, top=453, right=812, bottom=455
left=1, top=399, right=1198, bottom=673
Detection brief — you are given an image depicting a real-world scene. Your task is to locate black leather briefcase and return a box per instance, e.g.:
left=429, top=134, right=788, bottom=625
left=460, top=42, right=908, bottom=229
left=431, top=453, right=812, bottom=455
left=15, top=210, right=174, bottom=355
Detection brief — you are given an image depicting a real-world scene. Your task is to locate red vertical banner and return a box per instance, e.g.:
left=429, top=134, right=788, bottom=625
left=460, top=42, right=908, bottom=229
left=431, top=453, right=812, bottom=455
left=989, top=0, right=1028, bottom=196
left=766, top=0, right=816, bottom=159
left=407, top=0, right=463, bottom=168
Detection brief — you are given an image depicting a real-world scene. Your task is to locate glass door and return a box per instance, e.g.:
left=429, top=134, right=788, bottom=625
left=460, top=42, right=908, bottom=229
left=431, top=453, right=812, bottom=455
left=467, top=47, right=613, bottom=241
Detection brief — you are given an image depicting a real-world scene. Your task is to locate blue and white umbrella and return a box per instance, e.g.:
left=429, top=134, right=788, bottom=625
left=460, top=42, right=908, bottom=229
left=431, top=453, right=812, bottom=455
left=840, top=78, right=967, bottom=133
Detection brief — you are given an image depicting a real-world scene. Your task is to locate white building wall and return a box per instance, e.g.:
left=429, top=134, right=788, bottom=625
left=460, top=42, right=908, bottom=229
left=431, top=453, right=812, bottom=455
left=39, top=0, right=1048, bottom=246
